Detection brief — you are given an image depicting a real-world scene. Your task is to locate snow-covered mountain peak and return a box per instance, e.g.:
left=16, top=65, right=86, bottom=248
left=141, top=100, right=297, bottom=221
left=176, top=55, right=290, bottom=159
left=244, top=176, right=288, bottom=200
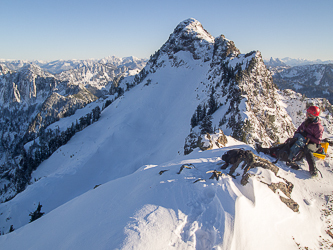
left=150, top=18, right=242, bottom=69
left=266, top=57, right=287, bottom=67
left=0, top=64, right=11, bottom=75
left=18, top=63, right=51, bottom=78
left=99, top=56, right=146, bottom=69
left=173, top=18, right=215, bottom=43
left=155, top=18, right=215, bottom=62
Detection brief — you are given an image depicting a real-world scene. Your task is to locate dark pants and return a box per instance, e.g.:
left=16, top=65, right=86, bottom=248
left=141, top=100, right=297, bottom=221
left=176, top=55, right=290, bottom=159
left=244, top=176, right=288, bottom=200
left=260, top=141, right=320, bottom=172
left=304, top=143, right=320, bottom=172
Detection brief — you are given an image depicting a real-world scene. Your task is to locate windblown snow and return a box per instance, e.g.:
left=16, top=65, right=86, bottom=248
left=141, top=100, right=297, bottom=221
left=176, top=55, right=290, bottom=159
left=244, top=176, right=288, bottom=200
left=1, top=135, right=333, bottom=249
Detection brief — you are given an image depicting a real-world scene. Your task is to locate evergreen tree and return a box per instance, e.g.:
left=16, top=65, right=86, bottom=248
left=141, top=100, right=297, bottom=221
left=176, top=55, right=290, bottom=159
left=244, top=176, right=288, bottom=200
left=196, top=104, right=207, bottom=122
left=85, top=113, right=92, bottom=126
left=117, top=87, right=124, bottom=96
left=202, top=104, right=207, bottom=121
left=79, top=116, right=86, bottom=128
left=103, top=100, right=112, bottom=110
left=29, top=202, right=45, bottom=223
left=75, top=119, right=80, bottom=131
left=219, top=116, right=227, bottom=127
left=196, top=104, right=203, bottom=122
left=70, top=122, right=76, bottom=134
left=92, top=106, right=101, bottom=122
left=207, top=87, right=218, bottom=115
left=200, top=115, right=213, bottom=134
left=191, top=104, right=208, bottom=128
left=190, top=113, right=198, bottom=128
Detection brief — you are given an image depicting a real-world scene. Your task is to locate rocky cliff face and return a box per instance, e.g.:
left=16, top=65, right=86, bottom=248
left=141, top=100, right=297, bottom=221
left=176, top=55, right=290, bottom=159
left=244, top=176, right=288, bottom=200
left=206, top=48, right=295, bottom=146
left=0, top=64, right=56, bottom=105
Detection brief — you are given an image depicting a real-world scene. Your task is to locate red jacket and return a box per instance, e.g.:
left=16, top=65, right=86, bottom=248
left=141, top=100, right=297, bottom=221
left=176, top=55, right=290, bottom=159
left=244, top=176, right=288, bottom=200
left=295, top=118, right=324, bottom=144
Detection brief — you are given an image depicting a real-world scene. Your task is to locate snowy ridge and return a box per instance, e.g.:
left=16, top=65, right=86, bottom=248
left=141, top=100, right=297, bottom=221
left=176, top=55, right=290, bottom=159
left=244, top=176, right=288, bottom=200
left=1, top=137, right=333, bottom=249
left=0, top=18, right=333, bottom=249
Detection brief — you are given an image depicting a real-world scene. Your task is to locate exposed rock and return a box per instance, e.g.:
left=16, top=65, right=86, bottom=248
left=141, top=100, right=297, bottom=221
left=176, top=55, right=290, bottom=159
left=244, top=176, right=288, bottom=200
left=267, top=179, right=299, bottom=212
left=216, top=129, right=228, bottom=147
left=198, top=133, right=214, bottom=151
left=159, top=18, right=214, bottom=62
left=184, top=130, right=228, bottom=155
left=223, top=149, right=299, bottom=212
left=279, top=196, right=299, bottom=213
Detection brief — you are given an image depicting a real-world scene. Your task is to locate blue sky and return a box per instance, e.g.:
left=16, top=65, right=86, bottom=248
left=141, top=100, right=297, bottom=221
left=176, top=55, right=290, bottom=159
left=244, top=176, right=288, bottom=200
left=1, top=0, right=332, bottom=61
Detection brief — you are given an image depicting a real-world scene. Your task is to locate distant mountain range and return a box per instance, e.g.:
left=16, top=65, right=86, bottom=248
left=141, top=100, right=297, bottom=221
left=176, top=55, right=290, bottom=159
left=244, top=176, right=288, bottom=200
left=0, top=56, right=147, bottom=75
left=264, top=58, right=333, bottom=104
left=264, top=57, right=333, bottom=67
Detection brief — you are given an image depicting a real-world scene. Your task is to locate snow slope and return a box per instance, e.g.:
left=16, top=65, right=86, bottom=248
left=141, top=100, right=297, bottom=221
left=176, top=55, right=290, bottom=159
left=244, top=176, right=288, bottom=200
left=1, top=137, right=333, bottom=250
left=0, top=51, right=214, bottom=234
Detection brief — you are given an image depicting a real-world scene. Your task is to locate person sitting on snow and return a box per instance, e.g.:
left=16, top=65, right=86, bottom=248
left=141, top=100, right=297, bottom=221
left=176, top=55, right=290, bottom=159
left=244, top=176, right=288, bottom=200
left=292, top=106, right=324, bottom=176
left=257, top=106, right=324, bottom=177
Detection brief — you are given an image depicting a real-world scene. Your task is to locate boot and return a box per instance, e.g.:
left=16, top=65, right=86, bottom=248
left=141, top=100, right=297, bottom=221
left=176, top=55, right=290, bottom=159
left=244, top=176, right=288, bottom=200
left=310, top=168, right=318, bottom=177
left=286, top=160, right=300, bottom=170
left=255, top=143, right=262, bottom=153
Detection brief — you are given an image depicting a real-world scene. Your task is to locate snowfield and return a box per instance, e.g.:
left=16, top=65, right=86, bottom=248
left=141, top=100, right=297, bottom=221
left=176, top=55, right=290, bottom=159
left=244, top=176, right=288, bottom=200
left=1, top=137, right=333, bottom=250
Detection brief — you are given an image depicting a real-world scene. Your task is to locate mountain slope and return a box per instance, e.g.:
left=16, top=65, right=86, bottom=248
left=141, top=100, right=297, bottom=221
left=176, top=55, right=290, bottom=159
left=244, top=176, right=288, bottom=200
left=0, top=18, right=333, bottom=249
left=0, top=47, right=215, bottom=233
